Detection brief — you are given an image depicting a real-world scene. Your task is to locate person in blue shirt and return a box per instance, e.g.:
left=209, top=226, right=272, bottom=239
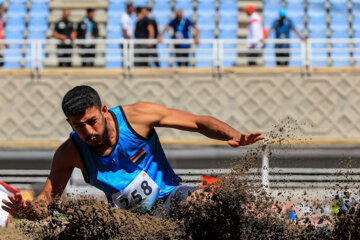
left=263, top=8, right=305, bottom=66
left=2, top=85, right=263, bottom=220
left=158, top=9, right=199, bottom=67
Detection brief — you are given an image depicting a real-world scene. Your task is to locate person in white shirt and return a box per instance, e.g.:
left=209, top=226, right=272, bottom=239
left=121, top=3, right=134, bottom=39
left=243, top=5, right=264, bottom=66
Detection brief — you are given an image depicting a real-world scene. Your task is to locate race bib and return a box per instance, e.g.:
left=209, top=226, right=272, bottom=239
left=112, top=171, right=159, bottom=211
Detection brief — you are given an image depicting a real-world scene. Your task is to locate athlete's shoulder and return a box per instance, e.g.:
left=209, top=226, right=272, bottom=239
left=54, top=138, right=80, bottom=164
left=124, top=102, right=167, bottom=112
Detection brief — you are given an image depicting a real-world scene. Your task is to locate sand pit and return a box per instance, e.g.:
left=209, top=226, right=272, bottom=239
left=2, top=119, right=360, bottom=239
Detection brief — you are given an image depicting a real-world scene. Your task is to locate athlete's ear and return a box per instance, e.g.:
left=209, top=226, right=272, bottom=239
left=101, top=105, right=108, bottom=116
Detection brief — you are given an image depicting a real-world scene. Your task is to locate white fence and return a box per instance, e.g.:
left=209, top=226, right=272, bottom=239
left=1, top=38, right=360, bottom=70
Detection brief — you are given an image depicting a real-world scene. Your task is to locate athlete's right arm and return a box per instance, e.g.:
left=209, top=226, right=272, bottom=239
left=1, top=139, right=80, bottom=220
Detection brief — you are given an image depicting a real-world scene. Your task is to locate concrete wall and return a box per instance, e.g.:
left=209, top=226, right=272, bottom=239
left=0, top=68, right=360, bottom=144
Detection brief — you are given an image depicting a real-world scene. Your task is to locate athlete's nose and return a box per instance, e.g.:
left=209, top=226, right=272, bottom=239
left=84, top=124, right=94, bottom=136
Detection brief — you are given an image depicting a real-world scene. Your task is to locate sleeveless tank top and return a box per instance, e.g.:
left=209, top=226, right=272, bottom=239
left=70, top=106, right=181, bottom=206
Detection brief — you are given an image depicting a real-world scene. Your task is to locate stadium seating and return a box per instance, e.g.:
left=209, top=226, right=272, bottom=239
left=105, top=46, right=122, bottom=68
left=219, top=0, right=238, bottom=12
left=352, top=18, right=360, bottom=66
left=222, top=43, right=237, bottom=67
left=1, top=0, right=359, bottom=69
left=175, top=0, right=194, bottom=13
left=157, top=43, right=169, bottom=68
left=285, top=0, right=304, bottom=12
left=308, top=27, right=328, bottom=67
left=197, top=0, right=215, bottom=12
left=307, top=0, right=327, bottom=13
left=197, top=11, right=216, bottom=38
left=132, top=0, right=149, bottom=7
left=263, top=0, right=282, bottom=12
left=196, top=43, right=212, bottom=67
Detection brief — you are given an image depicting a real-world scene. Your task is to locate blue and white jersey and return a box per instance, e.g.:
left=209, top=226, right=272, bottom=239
left=70, top=106, right=181, bottom=207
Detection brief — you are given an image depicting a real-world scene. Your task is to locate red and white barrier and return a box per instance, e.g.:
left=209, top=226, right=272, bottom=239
left=0, top=181, right=19, bottom=227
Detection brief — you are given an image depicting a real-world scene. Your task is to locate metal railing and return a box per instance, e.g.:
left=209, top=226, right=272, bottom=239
left=0, top=38, right=359, bottom=71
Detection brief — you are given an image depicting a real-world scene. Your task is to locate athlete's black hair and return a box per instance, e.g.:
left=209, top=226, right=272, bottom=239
left=86, top=8, right=95, bottom=14
left=62, top=85, right=102, bottom=117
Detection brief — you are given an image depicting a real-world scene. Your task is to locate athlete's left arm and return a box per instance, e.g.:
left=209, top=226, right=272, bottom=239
left=137, top=102, right=264, bottom=147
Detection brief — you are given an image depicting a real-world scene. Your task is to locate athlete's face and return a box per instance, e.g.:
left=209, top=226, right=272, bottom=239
left=67, top=105, right=108, bottom=148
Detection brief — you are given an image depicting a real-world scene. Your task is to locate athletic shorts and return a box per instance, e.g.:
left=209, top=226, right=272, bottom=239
left=151, top=185, right=200, bottom=219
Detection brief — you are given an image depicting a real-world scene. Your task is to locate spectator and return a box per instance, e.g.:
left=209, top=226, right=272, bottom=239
left=263, top=8, right=305, bottom=66
left=121, top=3, right=134, bottom=39
left=144, top=7, right=159, bottom=67
left=53, top=9, right=76, bottom=67
left=134, top=7, right=155, bottom=67
left=76, top=8, right=99, bottom=67
left=158, top=9, right=199, bottom=67
left=243, top=5, right=264, bottom=66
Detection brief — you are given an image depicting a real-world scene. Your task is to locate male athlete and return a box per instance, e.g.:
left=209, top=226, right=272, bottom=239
left=2, top=85, right=263, bottom=220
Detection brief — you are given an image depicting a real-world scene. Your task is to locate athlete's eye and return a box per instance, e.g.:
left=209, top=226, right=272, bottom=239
left=88, top=119, right=97, bottom=125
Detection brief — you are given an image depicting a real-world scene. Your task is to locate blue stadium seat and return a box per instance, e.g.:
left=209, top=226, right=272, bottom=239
left=219, top=0, right=237, bottom=11
left=218, top=27, right=237, bottom=39
left=105, top=44, right=122, bottom=68
left=330, top=12, right=348, bottom=27
left=5, top=19, right=26, bottom=35
left=7, top=2, right=27, bottom=13
left=108, top=2, right=127, bottom=12
left=352, top=9, right=360, bottom=30
left=264, top=0, right=282, bottom=10
left=307, top=0, right=327, bottom=12
left=197, top=0, right=215, bottom=11
left=3, top=49, right=22, bottom=69
left=107, top=16, right=122, bottom=27
left=175, top=0, right=193, bottom=12
left=32, top=0, right=50, bottom=3
left=105, top=55, right=123, bottom=68
left=287, top=10, right=304, bottom=31
left=29, top=16, right=48, bottom=27
left=331, top=26, right=350, bottom=67
left=308, top=28, right=328, bottom=67
left=197, top=11, right=216, bottom=27
left=157, top=44, right=169, bottom=67
left=9, top=0, right=27, bottom=3
left=307, top=12, right=327, bottom=29
left=330, top=0, right=349, bottom=12
left=107, top=24, right=123, bottom=39
left=28, top=29, right=47, bottom=39
left=353, top=0, right=360, bottom=10
left=199, top=29, right=214, bottom=38
left=25, top=45, right=45, bottom=69
left=31, top=1, right=49, bottom=11
left=132, top=0, right=149, bottom=6
left=285, top=0, right=304, bottom=12
left=196, top=43, right=212, bottom=67
left=289, top=43, right=303, bottom=67
left=222, top=43, right=237, bottom=67
left=264, top=41, right=276, bottom=67
left=263, top=10, right=278, bottom=29
left=152, top=9, right=171, bottom=24
left=152, top=1, right=171, bottom=12
left=218, top=11, right=237, bottom=29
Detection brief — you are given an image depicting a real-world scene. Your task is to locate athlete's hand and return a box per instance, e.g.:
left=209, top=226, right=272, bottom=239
left=227, top=132, right=264, bottom=147
left=1, top=193, right=46, bottom=220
